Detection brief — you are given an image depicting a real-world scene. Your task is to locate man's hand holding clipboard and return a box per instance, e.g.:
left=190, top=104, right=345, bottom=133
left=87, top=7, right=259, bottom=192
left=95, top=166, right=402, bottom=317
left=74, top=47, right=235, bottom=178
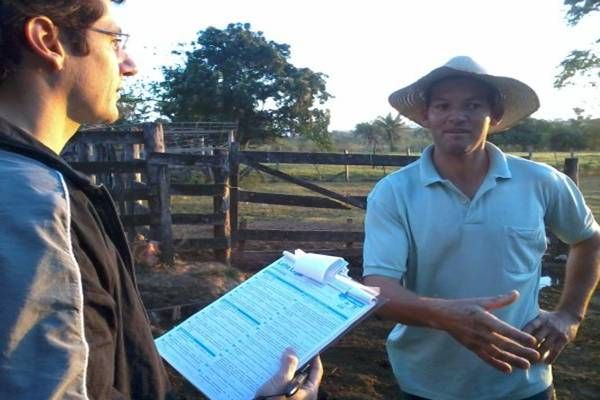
left=255, top=349, right=323, bottom=399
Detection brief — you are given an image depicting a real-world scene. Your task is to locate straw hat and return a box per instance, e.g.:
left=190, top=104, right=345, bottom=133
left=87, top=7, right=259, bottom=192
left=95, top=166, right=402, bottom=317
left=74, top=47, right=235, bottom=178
left=388, top=56, right=540, bottom=133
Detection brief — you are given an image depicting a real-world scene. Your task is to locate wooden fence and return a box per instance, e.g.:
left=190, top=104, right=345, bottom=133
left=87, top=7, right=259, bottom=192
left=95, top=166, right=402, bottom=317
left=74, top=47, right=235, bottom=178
left=63, top=122, right=580, bottom=265
left=63, top=123, right=232, bottom=263
left=231, top=145, right=417, bottom=253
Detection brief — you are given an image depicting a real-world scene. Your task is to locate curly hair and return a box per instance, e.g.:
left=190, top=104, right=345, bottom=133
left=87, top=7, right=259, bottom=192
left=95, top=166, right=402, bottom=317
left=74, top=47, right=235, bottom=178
left=0, top=0, right=125, bottom=83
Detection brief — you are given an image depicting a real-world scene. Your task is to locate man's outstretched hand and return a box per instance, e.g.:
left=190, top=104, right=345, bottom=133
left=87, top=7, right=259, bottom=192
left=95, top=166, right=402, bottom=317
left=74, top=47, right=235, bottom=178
left=255, top=350, right=323, bottom=400
left=436, top=290, right=541, bottom=373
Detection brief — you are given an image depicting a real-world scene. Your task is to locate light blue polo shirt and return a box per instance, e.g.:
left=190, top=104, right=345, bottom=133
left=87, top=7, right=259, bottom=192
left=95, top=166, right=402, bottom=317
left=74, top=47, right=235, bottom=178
left=363, top=142, right=598, bottom=400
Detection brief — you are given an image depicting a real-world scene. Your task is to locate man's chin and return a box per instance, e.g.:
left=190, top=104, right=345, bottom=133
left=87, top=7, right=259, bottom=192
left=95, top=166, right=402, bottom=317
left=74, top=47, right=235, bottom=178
left=97, top=110, right=120, bottom=125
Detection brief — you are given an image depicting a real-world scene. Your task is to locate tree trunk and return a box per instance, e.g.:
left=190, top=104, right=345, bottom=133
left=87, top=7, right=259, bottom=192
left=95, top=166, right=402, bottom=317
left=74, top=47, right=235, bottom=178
left=388, top=132, right=396, bottom=153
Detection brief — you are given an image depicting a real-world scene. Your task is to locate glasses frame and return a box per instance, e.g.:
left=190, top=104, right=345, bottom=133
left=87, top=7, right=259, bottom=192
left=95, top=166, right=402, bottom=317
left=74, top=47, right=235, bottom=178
left=88, top=27, right=130, bottom=52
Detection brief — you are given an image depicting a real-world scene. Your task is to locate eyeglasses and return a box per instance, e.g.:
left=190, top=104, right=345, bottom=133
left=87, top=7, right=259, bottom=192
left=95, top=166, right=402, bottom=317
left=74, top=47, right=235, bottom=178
left=88, top=27, right=130, bottom=52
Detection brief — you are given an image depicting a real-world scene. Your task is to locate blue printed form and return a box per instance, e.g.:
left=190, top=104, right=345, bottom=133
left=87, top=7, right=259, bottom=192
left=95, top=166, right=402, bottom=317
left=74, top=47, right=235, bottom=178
left=155, top=255, right=381, bottom=400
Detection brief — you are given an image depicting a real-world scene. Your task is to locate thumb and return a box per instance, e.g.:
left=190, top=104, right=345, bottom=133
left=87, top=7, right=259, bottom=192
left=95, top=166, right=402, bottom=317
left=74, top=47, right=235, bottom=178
left=278, top=348, right=299, bottom=381
left=255, top=349, right=299, bottom=398
left=479, top=290, right=519, bottom=311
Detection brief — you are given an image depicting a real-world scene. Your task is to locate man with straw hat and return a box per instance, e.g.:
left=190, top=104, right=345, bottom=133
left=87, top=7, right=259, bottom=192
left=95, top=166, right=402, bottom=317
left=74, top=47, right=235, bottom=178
left=363, top=56, right=600, bottom=399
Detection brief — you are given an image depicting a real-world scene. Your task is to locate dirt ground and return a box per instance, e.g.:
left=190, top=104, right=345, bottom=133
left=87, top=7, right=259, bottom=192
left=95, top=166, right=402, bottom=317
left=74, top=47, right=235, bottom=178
left=137, top=252, right=600, bottom=400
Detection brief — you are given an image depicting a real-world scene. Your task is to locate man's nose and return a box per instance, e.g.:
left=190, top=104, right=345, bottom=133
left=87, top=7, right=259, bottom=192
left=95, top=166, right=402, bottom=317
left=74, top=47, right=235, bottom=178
left=448, top=108, right=467, bottom=123
left=119, top=52, right=138, bottom=77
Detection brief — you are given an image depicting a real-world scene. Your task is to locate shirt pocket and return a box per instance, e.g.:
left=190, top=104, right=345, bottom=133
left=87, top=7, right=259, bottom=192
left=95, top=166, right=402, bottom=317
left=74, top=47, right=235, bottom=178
left=504, top=226, right=547, bottom=275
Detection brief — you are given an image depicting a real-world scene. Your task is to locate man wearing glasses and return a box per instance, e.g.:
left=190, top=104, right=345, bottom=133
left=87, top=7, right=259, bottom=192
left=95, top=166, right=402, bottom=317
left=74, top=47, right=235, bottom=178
left=0, top=1, right=321, bottom=399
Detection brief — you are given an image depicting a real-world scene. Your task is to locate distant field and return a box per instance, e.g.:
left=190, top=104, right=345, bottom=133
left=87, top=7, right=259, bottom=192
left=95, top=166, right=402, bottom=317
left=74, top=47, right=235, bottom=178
left=512, top=151, right=600, bottom=176
left=171, top=151, right=600, bottom=230
left=580, top=175, right=600, bottom=220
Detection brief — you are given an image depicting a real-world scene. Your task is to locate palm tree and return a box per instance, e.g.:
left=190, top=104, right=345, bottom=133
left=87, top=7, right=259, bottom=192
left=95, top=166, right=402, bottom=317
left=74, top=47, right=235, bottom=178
left=375, top=113, right=407, bottom=153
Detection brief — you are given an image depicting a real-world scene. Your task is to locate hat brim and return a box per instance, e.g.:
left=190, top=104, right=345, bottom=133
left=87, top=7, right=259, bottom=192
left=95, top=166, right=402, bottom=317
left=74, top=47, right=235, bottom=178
left=388, top=66, right=540, bottom=133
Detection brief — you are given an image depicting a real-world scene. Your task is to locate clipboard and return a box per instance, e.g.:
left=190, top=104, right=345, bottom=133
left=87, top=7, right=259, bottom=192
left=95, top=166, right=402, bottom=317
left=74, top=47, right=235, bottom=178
left=155, top=249, right=385, bottom=400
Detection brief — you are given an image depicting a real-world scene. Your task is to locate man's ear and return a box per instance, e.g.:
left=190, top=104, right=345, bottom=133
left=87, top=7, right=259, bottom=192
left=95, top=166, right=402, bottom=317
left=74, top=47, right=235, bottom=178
left=23, top=16, right=66, bottom=71
left=490, top=105, right=504, bottom=128
left=490, top=117, right=502, bottom=128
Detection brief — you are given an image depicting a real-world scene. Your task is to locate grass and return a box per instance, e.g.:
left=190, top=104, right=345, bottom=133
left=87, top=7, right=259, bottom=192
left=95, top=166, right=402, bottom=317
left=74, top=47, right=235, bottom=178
left=580, top=175, right=600, bottom=220
left=513, top=151, right=600, bottom=176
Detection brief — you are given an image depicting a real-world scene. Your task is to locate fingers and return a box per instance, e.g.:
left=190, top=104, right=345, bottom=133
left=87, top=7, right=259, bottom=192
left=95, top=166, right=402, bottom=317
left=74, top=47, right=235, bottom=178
left=477, top=345, right=514, bottom=374
left=480, top=290, right=519, bottom=311
left=522, top=311, right=578, bottom=365
left=537, top=329, right=569, bottom=364
left=255, top=349, right=302, bottom=399
left=280, top=348, right=299, bottom=380
left=480, top=310, right=537, bottom=349
left=455, top=307, right=539, bottom=372
left=541, top=336, right=567, bottom=364
left=289, top=356, right=322, bottom=400
left=490, top=332, right=541, bottom=367
left=469, top=328, right=539, bottom=373
left=494, top=320, right=538, bottom=348
left=306, top=356, right=323, bottom=387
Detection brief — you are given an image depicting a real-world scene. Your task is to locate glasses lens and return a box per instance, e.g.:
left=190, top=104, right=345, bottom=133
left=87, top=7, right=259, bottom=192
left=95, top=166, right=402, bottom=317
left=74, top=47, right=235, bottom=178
left=119, top=34, right=129, bottom=51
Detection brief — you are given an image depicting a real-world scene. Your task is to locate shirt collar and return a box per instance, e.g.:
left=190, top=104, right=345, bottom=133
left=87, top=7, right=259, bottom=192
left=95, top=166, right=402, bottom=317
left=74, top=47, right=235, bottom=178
left=0, top=118, right=95, bottom=188
left=419, top=141, right=512, bottom=186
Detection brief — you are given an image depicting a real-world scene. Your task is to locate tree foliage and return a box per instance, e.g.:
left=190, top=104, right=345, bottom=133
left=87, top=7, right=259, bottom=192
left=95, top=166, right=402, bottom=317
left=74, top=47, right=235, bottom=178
left=563, top=0, right=600, bottom=24
left=155, top=23, right=332, bottom=147
left=555, top=0, right=600, bottom=88
left=353, top=115, right=430, bottom=154
left=374, top=113, right=408, bottom=152
left=489, top=117, right=598, bottom=151
left=489, top=118, right=544, bottom=151
left=117, top=80, right=155, bottom=124
left=353, top=121, right=385, bottom=154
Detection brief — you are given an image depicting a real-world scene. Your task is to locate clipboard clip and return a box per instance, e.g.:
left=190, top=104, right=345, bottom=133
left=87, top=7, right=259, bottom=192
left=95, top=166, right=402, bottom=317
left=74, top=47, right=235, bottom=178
left=282, top=249, right=348, bottom=283
left=284, top=362, right=312, bottom=397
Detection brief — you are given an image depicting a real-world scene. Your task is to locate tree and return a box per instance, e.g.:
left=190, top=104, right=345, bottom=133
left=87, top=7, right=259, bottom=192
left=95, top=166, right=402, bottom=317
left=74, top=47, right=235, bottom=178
left=117, top=80, right=155, bottom=124
left=549, top=129, right=587, bottom=151
left=580, top=118, right=600, bottom=150
left=155, top=23, right=332, bottom=147
left=488, top=118, right=544, bottom=151
left=353, top=121, right=384, bottom=154
left=374, top=113, right=408, bottom=152
left=555, top=0, right=600, bottom=88
left=563, top=0, right=600, bottom=25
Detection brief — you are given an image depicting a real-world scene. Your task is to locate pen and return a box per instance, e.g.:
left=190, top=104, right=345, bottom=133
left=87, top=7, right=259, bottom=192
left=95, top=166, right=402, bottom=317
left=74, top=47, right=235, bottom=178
left=284, top=362, right=312, bottom=397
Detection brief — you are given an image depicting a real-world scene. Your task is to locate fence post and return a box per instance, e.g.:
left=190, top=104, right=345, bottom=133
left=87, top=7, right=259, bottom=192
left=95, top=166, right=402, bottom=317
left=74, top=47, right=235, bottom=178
left=229, top=142, right=240, bottom=247
left=143, top=122, right=166, bottom=155
left=123, top=142, right=141, bottom=242
left=345, top=218, right=354, bottom=248
left=213, top=148, right=231, bottom=264
left=237, top=219, right=247, bottom=254
left=144, top=122, right=173, bottom=264
left=157, top=163, right=174, bottom=264
left=564, top=157, right=579, bottom=186
left=344, top=149, right=350, bottom=183
left=548, top=156, right=581, bottom=259
left=77, top=142, right=96, bottom=184
left=95, top=144, right=108, bottom=186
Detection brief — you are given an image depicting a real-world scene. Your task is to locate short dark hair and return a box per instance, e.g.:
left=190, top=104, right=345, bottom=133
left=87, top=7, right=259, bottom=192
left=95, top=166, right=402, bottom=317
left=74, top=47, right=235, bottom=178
left=0, top=0, right=124, bottom=83
left=424, top=76, right=504, bottom=120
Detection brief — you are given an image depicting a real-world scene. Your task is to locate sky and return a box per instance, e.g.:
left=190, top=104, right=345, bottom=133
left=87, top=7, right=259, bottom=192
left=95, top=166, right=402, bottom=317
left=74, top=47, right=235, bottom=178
left=114, top=0, right=600, bottom=131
